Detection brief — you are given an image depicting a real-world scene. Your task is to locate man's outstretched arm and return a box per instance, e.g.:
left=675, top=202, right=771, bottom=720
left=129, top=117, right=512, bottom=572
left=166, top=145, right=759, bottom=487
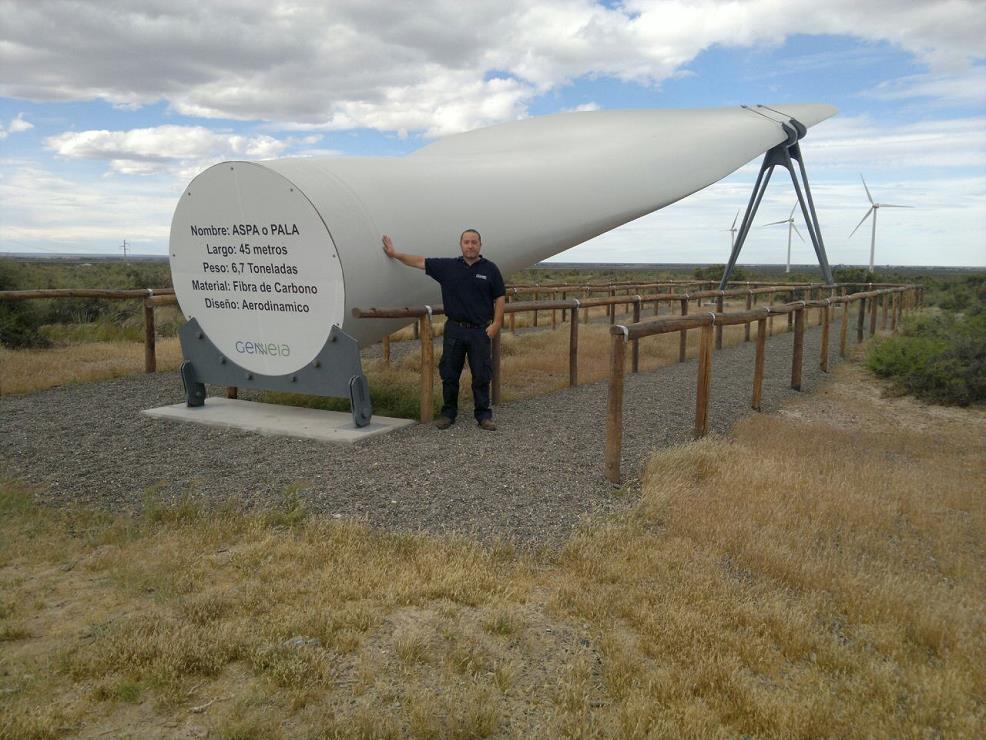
left=382, top=235, right=425, bottom=270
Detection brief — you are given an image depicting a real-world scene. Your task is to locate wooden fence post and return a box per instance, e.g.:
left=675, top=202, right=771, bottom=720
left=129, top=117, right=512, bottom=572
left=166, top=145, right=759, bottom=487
left=605, top=332, right=627, bottom=483
left=769, top=292, right=775, bottom=336
left=225, top=386, right=238, bottom=399
left=715, top=293, right=724, bottom=350
left=569, top=300, right=580, bottom=386
left=752, top=317, right=766, bottom=411
left=491, top=332, right=502, bottom=406
left=820, top=303, right=830, bottom=373
left=608, top=288, right=616, bottom=324
left=142, top=299, right=156, bottom=373
left=869, top=293, right=878, bottom=336
left=840, top=301, right=850, bottom=358
left=533, top=287, right=539, bottom=327
left=791, top=307, right=805, bottom=391
left=744, top=291, right=753, bottom=342
left=508, top=292, right=516, bottom=334
left=678, top=296, right=689, bottom=362
left=382, top=334, right=391, bottom=367
left=881, top=292, right=889, bottom=330
left=632, top=297, right=641, bottom=373
left=695, top=323, right=713, bottom=438
left=856, top=297, right=867, bottom=343
left=419, top=313, right=434, bottom=422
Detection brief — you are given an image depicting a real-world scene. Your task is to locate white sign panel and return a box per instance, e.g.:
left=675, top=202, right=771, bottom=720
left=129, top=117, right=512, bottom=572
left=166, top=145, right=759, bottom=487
left=169, top=163, right=345, bottom=376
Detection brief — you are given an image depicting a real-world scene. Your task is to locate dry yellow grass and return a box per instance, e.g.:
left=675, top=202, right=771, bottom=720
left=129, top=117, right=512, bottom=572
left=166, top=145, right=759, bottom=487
left=0, top=339, right=184, bottom=396
left=2, top=362, right=983, bottom=737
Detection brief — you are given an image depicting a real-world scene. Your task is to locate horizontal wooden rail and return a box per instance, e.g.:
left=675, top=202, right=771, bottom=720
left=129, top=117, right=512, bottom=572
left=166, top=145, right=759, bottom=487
left=145, top=294, right=179, bottom=307
left=0, top=288, right=175, bottom=301
left=352, top=285, right=815, bottom=321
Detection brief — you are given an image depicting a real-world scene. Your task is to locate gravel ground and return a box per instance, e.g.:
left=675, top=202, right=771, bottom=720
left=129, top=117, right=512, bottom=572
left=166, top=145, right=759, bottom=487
left=1, top=319, right=844, bottom=547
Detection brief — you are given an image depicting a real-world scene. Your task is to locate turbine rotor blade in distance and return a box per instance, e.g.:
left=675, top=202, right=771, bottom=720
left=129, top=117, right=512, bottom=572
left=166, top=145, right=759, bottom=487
left=762, top=219, right=789, bottom=226
left=792, top=223, right=805, bottom=242
left=879, top=204, right=914, bottom=208
left=860, top=174, right=874, bottom=204
left=849, top=207, right=874, bottom=238
left=789, top=201, right=798, bottom=219
left=730, top=210, right=739, bottom=230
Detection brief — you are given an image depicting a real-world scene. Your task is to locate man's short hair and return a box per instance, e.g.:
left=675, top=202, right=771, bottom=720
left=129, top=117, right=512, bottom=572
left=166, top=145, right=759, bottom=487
left=460, top=228, right=482, bottom=243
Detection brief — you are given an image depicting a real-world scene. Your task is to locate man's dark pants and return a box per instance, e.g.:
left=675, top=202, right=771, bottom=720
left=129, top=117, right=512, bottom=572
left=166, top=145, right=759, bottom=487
left=439, top=322, right=492, bottom=423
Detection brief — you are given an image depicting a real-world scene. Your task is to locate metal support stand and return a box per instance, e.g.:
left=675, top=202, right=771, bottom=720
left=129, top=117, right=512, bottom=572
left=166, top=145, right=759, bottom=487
left=178, top=319, right=372, bottom=428
left=719, top=107, right=833, bottom=289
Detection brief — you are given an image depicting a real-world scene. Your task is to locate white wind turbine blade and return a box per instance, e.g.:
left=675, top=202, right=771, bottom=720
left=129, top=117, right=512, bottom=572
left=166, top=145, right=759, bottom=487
left=788, top=201, right=798, bottom=219
left=792, top=223, right=806, bottom=242
left=860, top=174, right=874, bottom=205
left=762, top=219, right=790, bottom=226
left=879, top=204, right=914, bottom=208
left=849, top=207, right=874, bottom=238
left=730, top=210, right=739, bottom=230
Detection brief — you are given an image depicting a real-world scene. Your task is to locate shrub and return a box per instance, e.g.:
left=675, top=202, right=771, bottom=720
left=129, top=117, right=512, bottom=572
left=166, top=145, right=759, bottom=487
left=868, top=310, right=986, bottom=406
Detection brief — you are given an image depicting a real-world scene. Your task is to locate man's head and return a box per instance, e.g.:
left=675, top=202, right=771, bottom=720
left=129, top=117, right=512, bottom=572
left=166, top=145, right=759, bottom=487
left=459, top=228, right=482, bottom=263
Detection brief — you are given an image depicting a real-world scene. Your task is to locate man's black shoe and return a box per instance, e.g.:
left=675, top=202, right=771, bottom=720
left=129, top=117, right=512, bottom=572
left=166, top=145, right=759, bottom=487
left=478, top=419, right=496, bottom=431
left=434, top=416, right=453, bottom=430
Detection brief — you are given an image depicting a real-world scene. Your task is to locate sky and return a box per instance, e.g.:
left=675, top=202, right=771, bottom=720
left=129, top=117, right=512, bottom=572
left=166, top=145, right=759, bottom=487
left=1, top=0, right=984, bottom=267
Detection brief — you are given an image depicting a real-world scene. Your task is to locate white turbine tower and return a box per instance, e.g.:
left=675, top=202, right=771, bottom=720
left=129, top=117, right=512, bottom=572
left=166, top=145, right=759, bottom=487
left=849, top=175, right=913, bottom=272
left=762, top=202, right=804, bottom=273
left=723, top=210, right=740, bottom=248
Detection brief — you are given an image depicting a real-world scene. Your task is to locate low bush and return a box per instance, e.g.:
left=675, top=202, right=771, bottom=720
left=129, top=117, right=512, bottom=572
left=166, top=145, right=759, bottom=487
left=868, top=309, right=986, bottom=406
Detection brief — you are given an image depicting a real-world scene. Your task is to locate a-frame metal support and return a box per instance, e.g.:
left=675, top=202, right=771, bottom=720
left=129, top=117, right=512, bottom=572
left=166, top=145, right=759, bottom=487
left=719, top=107, right=833, bottom=288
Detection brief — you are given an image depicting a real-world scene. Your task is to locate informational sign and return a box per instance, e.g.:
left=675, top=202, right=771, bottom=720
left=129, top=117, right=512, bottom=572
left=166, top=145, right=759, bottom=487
left=170, top=163, right=345, bottom=376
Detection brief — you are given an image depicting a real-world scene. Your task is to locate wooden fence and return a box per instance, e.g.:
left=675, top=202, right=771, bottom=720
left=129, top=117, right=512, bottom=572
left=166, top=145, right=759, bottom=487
left=602, top=285, right=920, bottom=482
left=2, top=281, right=920, bottom=431
left=0, top=288, right=177, bottom=373
left=352, top=283, right=923, bottom=424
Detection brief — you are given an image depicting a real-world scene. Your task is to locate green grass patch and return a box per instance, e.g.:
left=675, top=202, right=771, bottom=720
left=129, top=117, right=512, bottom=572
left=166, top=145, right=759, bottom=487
left=263, top=373, right=438, bottom=420
left=868, top=309, right=986, bottom=406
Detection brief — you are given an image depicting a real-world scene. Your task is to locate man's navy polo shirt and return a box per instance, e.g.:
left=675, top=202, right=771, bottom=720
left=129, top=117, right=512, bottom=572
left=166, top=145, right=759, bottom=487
left=425, top=256, right=506, bottom=326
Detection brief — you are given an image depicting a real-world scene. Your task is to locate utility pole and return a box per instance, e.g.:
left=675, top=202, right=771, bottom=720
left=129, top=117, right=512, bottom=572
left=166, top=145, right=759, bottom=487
left=120, top=239, right=129, bottom=261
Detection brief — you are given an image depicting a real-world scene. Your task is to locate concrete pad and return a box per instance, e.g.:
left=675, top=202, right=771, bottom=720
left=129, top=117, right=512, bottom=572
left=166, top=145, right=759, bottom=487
left=142, top=398, right=416, bottom=443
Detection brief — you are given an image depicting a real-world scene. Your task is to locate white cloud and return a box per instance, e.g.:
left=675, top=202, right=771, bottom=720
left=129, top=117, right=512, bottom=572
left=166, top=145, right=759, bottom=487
left=564, top=103, right=601, bottom=112
left=0, top=112, right=33, bottom=139
left=44, top=125, right=292, bottom=174
left=865, top=65, right=986, bottom=105
left=807, top=115, right=986, bottom=169
left=0, top=165, right=178, bottom=251
left=1, top=1, right=983, bottom=136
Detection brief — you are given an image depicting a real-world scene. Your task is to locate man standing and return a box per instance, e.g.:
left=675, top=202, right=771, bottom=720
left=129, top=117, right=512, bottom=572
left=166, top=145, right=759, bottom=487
left=382, top=230, right=505, bottom=430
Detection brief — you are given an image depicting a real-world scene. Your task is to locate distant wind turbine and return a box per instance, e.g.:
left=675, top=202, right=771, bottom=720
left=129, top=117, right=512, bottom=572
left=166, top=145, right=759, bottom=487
left=762, top=202, right=803, bottom=273
left=723, top=210, right=740, bottom=248
left=849, top=175, right=913, bottom=272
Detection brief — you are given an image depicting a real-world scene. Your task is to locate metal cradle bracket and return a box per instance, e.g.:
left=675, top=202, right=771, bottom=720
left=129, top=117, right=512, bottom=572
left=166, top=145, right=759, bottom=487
left=719, top=105, right=834, bottom=288
left=178, top=319, right=373, bottom=428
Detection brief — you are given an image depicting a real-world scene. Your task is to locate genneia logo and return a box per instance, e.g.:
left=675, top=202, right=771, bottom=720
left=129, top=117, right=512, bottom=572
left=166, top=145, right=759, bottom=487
left=234, top=340, right=290, bottom=357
